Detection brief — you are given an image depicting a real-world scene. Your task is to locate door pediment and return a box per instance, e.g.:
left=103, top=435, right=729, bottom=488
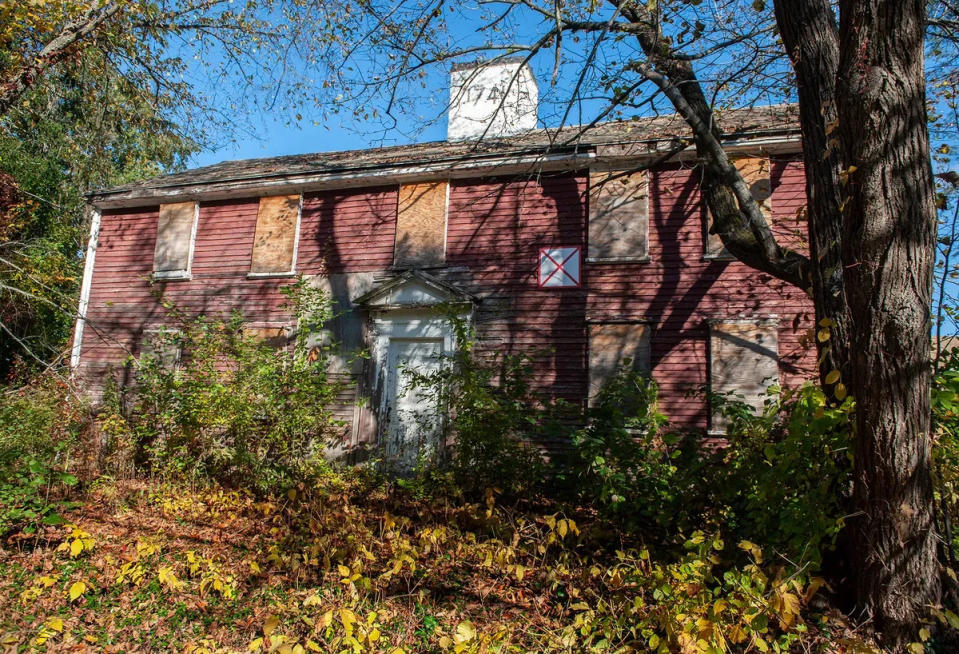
left=356, top=270, right=475, bottom=311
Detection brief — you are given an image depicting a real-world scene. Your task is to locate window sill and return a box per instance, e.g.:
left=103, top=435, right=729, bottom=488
left=152, top=271, right=192, bottom=281
left=702, top=253, right=736, bottom=262
left=247, top=271, right=297, bottom=279
left=586, top=256, right=651, bottom=264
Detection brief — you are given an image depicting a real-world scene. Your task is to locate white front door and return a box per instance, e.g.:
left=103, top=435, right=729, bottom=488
left=382, top=337, right=444, bottom=473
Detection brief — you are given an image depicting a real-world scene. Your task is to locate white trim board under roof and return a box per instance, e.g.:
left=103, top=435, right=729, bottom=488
left=87, top=105, right=802, bottom=210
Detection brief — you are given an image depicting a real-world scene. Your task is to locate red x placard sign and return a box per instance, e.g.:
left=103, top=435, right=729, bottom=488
left=538, top=246, right=581, bottom=287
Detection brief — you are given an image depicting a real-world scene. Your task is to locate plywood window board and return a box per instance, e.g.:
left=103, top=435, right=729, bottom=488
left=588, top=169, right=649, bottom=262
left=242, top=325, right=291, bottom=350
left=708, top=318, right=779, bottom=433
left=142, top=328, right=183, bottom=369
left=153, top=201, right=198, bottom=278
left=394, top=181, right=448, bottom=268
left=588, top=322, right=651, bottom=401
left=704, top=157, right=771, bottom=259
left=250, top=194, right=302, bottom=276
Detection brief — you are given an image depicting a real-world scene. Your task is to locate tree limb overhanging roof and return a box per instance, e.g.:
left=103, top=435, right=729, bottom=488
left=89, top=104, right=799, bottom=207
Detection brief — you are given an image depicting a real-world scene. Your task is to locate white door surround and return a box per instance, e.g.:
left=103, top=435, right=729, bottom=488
left=356, top=271, right=474, bottom=473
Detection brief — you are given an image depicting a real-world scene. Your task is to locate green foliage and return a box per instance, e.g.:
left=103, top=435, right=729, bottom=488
left=560, top=368, right=698, bottom=535
left=705, top=386, right=854, bottom=569
left=404, top=315, right=552, bottom=496
left=932, top=347, right=959, bottom=560
left=111, top=280, right=347, bottom=494
left=410, top=321, right=853, bottom=569
left=557, top=533, right=816, bottom=653
left=0, top=374, right=87, bottom=534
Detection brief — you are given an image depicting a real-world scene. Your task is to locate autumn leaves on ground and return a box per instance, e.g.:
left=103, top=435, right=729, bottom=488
left=0, top=474, right=872, bottom=654
left=3, top=319, right=959, bottom=652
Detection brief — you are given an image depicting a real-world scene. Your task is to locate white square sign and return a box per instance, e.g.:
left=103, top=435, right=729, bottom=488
left=538, top=246, right=581, bottom=287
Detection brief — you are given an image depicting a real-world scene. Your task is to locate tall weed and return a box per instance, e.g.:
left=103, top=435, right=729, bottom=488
left=111, top=280, right=346, bottom=494
left=0, top=374, right=87, bottom=534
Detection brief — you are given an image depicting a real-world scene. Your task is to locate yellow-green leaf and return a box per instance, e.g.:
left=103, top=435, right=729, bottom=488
left=68, top=581, right=86, bottom=601
left=264, top=615, right=279, bottom=637
left=454, top=620, right=476, bottom=644
left=825, top=369, right=841, bottom=385
left=835, top=383, right=848, bottom=400
left=70, top=539, right=83, bottom=557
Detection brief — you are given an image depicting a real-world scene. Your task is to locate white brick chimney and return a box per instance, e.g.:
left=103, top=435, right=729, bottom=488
left=447, top=60, right=538, bottom=141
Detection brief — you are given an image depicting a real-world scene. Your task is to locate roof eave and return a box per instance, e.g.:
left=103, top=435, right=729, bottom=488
left=87, top=130, right=801, bottom=210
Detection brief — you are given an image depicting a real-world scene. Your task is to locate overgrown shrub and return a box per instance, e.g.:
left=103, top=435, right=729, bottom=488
left=0, top=373, right=87, bottom=534
left=112, top=280, right=346, bottom=494
left=559, top=368, right=704, bottom=536
left=705, top=385, right=854, bottom=569
left=404, top=316, right=554, bottom=496
left=406, top=316, right=853, bottom=568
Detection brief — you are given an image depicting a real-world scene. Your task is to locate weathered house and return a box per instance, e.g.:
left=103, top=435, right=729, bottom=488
left=72, top=61, right=815, bottom=469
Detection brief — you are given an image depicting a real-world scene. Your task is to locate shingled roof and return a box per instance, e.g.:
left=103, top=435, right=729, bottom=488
left=90, top=104, right=799, bottom=205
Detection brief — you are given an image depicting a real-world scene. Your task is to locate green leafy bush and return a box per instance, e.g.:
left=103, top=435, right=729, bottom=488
left=406, top=318, right=852, bottom=569
left=0, top=374, right=87, bottom=534
left=114, top=280, right=347, bottom=494
left=932, top=348, right=959, bottom=562
left=705, top=385, right=853, bottom=568
left=403, top=316, right=555, bottom=496
left=559, top=368, right=702, bottom=536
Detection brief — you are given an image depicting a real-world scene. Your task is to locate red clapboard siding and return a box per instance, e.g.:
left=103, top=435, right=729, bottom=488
left=581, top=160, right=814, bottom=428
left=446, top=174, right=589, bottom=402
left=298, top=186, right=398, bottom=273
left=76, top=162, right=816, bottom=433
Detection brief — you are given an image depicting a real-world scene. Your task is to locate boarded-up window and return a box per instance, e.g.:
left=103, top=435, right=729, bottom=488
left=588, top=169, right=649, bottom=261
left=704, top=157, right=771, bottom=258
left=394, top=181, right=448, bottom=268
left=154, top=202, right=197, bottom=277
left=588, top=322, right=651, bottom=400
left=242, top=325, right=291, bottom=349
left=251, top=195, right=301, bottom=274
left=709, top=319, right=779, bottom=433
left=143, top=329, right=182, bottom=369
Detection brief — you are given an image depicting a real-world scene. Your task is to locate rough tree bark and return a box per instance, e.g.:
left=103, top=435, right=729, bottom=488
left=773, top=0, right=851, bottom=388
left=835, top=0, right=940, bottom=647
left=611, top=0, right=939, bottom=646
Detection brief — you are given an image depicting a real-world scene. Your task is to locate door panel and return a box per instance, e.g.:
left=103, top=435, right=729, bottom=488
left=382, top=338, right=443, bottom=473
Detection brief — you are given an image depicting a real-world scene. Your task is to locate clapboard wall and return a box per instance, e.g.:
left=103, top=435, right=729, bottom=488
left=76, top=160, right=815, bottom=431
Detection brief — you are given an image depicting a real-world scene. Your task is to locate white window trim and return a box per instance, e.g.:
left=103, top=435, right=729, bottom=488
left=152, top=201, right=199, bottom=281
left=247, top=193, right=303, bottom=278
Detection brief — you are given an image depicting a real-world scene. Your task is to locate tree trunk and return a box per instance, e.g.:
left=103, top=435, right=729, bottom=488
left=835, top=0, right=940, bottom=648
left=774, top=0, right=851, bottom=389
